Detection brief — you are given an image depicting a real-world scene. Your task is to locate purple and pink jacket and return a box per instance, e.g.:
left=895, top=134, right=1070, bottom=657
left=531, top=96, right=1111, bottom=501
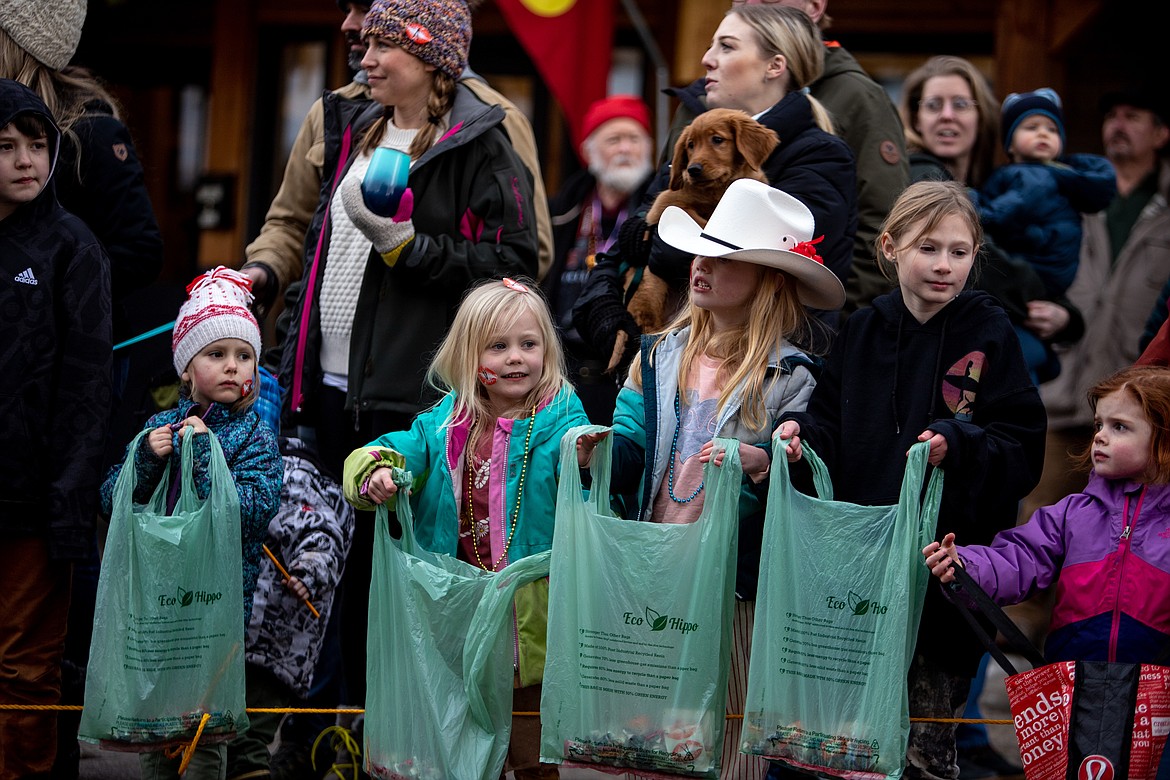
left=956, top=474, right=1170, bottom=664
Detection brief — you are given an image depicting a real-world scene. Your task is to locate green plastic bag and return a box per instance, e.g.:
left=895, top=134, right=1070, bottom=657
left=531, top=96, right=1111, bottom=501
left=364, top=468, right=551, bottom=780
left=540, top=424, right=741, bottom=778
left=741, top=438, right=942, bottom=779
left=80, top=428, right=248, bottom=749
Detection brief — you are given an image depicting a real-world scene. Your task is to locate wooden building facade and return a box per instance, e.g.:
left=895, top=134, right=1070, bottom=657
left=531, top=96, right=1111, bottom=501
left=72, top=0, right=1147, bottom=285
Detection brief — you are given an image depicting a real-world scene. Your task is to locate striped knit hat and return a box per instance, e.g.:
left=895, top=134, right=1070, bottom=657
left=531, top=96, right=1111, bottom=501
left=1001, top=88, right=1065, bottom=155
left=172, top=267, right=261, bottom=375
left=362, top=0, right=471, bottom=80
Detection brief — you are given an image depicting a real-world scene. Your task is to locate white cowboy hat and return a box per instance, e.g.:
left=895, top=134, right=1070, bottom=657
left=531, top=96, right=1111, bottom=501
left=657, top=178, right=846, bottom=310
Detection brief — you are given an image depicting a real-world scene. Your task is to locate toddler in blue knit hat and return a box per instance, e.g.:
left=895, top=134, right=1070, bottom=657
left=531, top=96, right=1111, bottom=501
left=975, top=87, right=1117, bottom=383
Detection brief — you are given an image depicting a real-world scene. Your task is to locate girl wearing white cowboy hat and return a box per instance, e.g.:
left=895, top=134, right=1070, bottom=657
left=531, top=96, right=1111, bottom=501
left=577, top=177, right=843, bottom=780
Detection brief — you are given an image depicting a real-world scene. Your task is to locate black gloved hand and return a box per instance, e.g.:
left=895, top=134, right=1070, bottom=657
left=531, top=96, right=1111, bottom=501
left=583, top=291, right=641, bottom=367
left=617, top=214, right=652, bottom=269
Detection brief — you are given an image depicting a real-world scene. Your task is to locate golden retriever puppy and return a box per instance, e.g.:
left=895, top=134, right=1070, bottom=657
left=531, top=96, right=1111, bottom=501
left=615, top=109, right=779, bottom=354
left=645, top=108, right=779, bottom=225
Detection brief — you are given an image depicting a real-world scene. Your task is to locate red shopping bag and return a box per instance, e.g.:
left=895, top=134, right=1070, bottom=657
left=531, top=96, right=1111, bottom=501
left=948, top=567, right=1170, bottom=780
left=1005, top=660, right=1170, bottom=780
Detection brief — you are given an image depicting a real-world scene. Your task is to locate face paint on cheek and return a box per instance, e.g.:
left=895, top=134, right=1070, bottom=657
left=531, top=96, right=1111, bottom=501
left=478, top=366, right=498, bottom=386
left=241, top=379, right=254, bottom=397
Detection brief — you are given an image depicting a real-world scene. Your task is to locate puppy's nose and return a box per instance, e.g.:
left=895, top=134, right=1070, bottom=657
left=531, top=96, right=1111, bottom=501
left=687, top=162, right=704, bottom=180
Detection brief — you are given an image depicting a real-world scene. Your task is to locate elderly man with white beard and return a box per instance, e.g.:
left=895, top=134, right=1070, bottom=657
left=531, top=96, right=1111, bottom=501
left=544, top=94, right=656, bottom=423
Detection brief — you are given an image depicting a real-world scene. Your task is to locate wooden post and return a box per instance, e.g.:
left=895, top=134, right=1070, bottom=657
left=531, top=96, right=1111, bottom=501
left=673, top=0, right=725, bottom=85
left=197, top=0, right=257, bottom=269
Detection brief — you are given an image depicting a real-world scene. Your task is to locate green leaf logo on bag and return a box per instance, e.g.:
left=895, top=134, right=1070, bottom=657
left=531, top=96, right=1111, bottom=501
left=158, top=587, right=224, bottom=608
left=825, top=591, right=889, bottom=617
left=623, top=607, right=699, bottom=634
left=848, top=591, right=871, bottom=615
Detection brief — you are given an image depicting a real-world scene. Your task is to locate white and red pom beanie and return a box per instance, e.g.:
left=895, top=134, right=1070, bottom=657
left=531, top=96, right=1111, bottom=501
left=172, top=267, right=261, bottom=375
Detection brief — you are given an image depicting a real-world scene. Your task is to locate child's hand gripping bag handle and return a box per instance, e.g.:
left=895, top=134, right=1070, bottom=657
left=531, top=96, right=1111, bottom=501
left=771, top=432, right=835, bottom=500
left=376, top=465, right=420, bottom=554
left=112, top=426, right=229, bottom=546
left=558, top=424, right=616, bottom=517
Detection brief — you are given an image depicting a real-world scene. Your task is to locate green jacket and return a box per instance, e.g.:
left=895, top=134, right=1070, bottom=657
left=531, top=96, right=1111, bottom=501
left=343, top=386, right=588, bottom=683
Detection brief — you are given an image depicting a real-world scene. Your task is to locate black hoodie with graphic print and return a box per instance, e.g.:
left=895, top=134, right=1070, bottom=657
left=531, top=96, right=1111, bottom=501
left=782, top=288, right=1046, bottom=672
left=0, top=78, right=112, bottom=561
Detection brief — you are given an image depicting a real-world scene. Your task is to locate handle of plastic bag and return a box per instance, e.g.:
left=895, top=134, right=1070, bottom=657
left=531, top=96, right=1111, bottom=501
left=174, top=426, right=229, bottom=515
left=770, top=430, right=834, bottom=499
left=900, top=441, right=944, bottom=544
left=559, top=423, right=613, bottom=514
left=111, top=428, right=151, bottom=513
left=115, top=426, right=229, bottom=545
left=375, top=466, right=416, bottom=553
left=463, top=549, right=552, bottom=734
left=694, top=436, right=742, bottom=531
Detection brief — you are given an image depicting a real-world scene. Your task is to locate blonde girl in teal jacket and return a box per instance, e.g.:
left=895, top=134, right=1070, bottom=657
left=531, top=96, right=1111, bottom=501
left=342, top=277, right=587, bottom=778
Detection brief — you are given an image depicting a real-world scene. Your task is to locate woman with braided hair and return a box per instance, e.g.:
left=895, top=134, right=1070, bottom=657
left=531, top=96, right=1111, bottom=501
left=276, top=0, right=538, bottom=718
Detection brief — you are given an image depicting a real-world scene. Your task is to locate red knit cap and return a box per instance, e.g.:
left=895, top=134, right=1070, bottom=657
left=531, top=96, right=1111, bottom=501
left=580, top=95, right=652, bottom=142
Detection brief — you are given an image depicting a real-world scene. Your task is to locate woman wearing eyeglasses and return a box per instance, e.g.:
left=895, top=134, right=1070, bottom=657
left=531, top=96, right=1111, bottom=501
left=899, top=55, right=999, bottom=188
left=895, top=55, right=1079, bottom=780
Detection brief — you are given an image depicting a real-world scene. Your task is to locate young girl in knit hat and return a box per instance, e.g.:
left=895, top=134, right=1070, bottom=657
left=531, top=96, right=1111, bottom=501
left=97, top=266, right=282, bottom=780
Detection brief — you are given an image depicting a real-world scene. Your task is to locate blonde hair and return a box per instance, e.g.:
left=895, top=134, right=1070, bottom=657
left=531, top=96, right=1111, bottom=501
left=630, top=263, right=807, bottom=433
left=427, top=278, right=568, bottom=429
left=357, top=68, right=457, bottom=160
left=728, top=5, right=836, bottom=134
left=1, top=28, right=123, bottom=170
left=899, top=55, right=999, bottom=187
left=875, top=180, right=983, bottom=282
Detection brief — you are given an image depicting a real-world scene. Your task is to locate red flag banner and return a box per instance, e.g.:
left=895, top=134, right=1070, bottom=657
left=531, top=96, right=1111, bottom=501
left=494, top=0, right=615, bottom=145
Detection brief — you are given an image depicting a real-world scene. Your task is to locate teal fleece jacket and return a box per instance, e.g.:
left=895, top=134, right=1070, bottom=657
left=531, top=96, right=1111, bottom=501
left=343, top=385, right=588, bottom=684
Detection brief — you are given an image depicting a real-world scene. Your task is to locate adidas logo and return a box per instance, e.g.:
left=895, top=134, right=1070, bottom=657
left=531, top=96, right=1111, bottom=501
left=14, top=268, right=37, bottom=286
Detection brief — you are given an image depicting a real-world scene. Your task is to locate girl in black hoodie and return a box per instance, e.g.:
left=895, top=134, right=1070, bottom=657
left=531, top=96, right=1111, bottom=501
left=776, top=180, right=1046, bottom=780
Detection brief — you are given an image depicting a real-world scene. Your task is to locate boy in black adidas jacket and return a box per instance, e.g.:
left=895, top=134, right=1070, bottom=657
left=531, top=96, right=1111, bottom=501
left=0, top=78, right=111, bottom=780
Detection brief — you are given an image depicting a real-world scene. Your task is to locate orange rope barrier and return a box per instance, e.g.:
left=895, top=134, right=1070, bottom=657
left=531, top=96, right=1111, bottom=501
left=0, top=703, right=1013, bottom=725
left=177, top=712, right=211, bottom=775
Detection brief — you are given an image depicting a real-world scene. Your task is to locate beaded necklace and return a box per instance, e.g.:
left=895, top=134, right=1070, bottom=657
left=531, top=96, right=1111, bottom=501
left=463, top=405, right=537, bottom=571
left=666, top=390, right=704, bottom=503
left=581, top=192, right=627, bottom=270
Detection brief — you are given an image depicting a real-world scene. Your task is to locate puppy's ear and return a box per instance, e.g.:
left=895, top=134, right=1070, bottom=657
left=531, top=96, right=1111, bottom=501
left=734, top=120, right=780, bottom=171
left=668, top=126, right=691, bottom=191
